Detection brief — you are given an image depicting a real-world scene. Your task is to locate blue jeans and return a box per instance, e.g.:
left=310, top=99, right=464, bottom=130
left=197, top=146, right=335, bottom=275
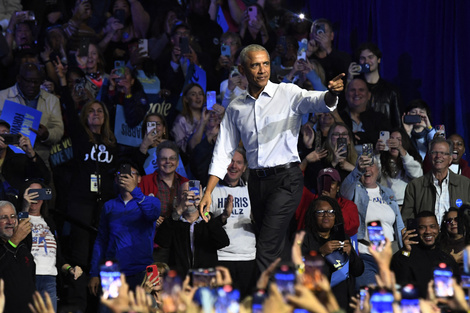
left=36, top=275, right=57, bottom=312
left=355, top=254, right=378, bottom=291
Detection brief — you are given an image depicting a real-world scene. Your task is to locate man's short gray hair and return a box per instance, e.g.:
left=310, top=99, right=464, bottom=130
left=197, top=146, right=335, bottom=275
left=429, top=137, right=453, bottom=155
left=239, top=44, right=269, bottom=66
left=0, top=201, right=16, bottom=213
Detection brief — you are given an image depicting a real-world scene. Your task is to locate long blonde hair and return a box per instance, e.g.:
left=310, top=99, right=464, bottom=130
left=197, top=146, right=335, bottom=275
left=324, top=122, right=358, bottom=165
left=79, top=100, right=116, bottom=147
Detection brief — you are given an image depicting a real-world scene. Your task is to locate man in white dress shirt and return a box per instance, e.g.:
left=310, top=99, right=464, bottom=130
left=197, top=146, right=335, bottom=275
left=199, top=44, right=344, bottom=271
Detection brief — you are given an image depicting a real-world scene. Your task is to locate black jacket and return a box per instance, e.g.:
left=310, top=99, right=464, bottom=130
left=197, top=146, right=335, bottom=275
left=0, top=238, right=36, bottom=313
left=391, top=243, right=460, bottom=298
left=155, top=213, right=230, bottom=278
left=367, top=78, right=402, bottom=129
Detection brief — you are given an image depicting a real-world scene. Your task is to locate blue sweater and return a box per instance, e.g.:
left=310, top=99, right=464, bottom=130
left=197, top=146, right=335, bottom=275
left=90, top=187, right=161, bottom=276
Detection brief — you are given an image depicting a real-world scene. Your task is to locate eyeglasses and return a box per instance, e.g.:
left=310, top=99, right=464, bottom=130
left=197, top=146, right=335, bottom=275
left=0, top=214, right=17, bottom=222
left=315, top=210, right=335, bottom=217
left=159, top=156, right=178, bottom=162
left=445, top=217, right=457, bottom=224
left=332, top=132, right=348, bottom=138
left=430, top=151, right=451, bottom=156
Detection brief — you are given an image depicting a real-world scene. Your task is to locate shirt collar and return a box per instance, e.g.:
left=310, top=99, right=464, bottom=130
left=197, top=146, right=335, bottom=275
left=244, top=80, right=275, bottom=101
left=16, top=83, right=41, bottom=101
left=432, top=172, right=449, bottom=186
left=221, top=177, right=246, bottom=187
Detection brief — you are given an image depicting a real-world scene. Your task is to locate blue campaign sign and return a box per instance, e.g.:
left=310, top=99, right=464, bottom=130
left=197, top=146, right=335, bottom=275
left=0, top=100, right=42, bottom=153
left=114, top=105, right=143, bottom=147
left=217, top=6, right=229, bottom=33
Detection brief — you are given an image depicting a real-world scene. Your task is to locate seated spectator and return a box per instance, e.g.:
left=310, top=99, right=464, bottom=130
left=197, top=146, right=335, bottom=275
left=0, top=200, right=35, bottom=313
left=392, top=211, right=459, bottom=298
left=21, top=179, right=83, bottom=313
left=339, top=77, right=391, bottom=153
left=209, top=147, right=257, bottom=298
left=376, top=128, right=423, bottom=207
left=0, top=120, right=50, bottom=205
left=301, top=196, right=363, bottom=311
left=0, top=62, right=64, bottom=168
left=171, top=83, right=205, bottom=158
left=295, top=168, right=359, bottom=239
left=402, top=137, right=470, bottom=225
left=341, top=154, right=404, bottom=288
left=88, top=161, right=161, bottom=294
left=439, top=207, right=467, bottom=267
left=154, top=181, right=230, bottom=278
left=347, top=42, right=402, bottom=128
left=402, top=99, right=436, bottom=161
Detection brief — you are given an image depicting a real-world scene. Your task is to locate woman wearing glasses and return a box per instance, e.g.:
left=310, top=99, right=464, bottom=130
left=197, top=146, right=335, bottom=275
left=439, top=207, right=469, bottom=267
left=341, top=154, right=404, bottom=288
left=301, top=196, right=363, bottom=311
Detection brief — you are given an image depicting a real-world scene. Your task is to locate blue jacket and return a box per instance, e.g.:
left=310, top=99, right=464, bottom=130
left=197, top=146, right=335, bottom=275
left=340, top=167, right=404, bottom=247
left=90, top=187, right=161, bottom=277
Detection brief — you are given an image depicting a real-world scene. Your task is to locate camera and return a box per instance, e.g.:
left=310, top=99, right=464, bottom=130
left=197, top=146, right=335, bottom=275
left=0, top=134, right=20, bottom=145
left=315, top=24, right=326, bottom=35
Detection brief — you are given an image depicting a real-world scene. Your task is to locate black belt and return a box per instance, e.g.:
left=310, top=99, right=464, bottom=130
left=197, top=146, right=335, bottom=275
left=250, top=162, right=300, bottom=178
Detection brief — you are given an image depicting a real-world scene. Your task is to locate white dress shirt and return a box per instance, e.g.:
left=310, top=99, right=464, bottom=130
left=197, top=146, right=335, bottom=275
left=209, top=81, right=336, bottom=179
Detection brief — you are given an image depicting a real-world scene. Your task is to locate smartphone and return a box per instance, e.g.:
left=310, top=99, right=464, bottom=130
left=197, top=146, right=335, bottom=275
left=367, top=220, right=386, bottom=252
left=188, top=180, right=200, bottom=203
left=252, top=290, right=266, bottom=313
left=16, top=10, right=35, bottom=21
left=359, top=63, right=371, bottom=73
left=461, top=274, right=470, bottom=288
left=114, top=9, right=126, bottom=24
left=147, top=121, right=156, bottom=135
left=406, top=218, right=418, bottom=232
left=315, top=24, right=326, bottom=35
left=214, top=285, right=240, bottom=313
left=333, top=223, right=346, bottom=241
left=362, top=143, right=374, bottom=165
left=206, top=91, right=216, bottom=111
left=1, top=134, right=20, bottom=145
left=190, top=268, right=216, bottom=288
left=138, top=39, right=148, bottom=57
left=100, top=260, right=122, bottom=299
left=274, top=264, right=296, bottom=302
left=146, top=264, right=159, bottom=278
left=180, top=37, right=190, bottom=55
left=220, top=44, right=231, bottom=57
left=359, top=287, right=369, bottom=311
left=337, top=137, right=348, bottom=158
left=230, top=66, right=240, bottom=78
left=28, top=188, right=53, bottom=201
left=401, top=299, right=420, bottom=313
left=436, top=125, right=446, bottom=138
left=114, top=60, right=125, bottom=78
left=297, top=38, right=308, bottom=60
left=379, top=131, right=390, bottom=151
left=79, top=38, right=90, bottom=57
left=248, top=6, right=257, bottom=23
left=370, top=288, right=394, bottom=313
left=118, top=164, right=132, bottom=176
left=403, top=115, right=422, bottom=125
left=303, top=251, right=324, bottom=290
left=18, top=211, right=29, bottom=221
left=434, top=263, right=454, bottom=298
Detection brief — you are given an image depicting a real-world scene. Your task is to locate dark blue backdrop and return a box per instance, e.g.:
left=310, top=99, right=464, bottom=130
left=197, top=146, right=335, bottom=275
left=304, top=0, right=470, bottom=154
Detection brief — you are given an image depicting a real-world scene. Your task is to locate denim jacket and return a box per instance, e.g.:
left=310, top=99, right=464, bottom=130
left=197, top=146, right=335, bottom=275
left=340, top=167, right=404, bottom=247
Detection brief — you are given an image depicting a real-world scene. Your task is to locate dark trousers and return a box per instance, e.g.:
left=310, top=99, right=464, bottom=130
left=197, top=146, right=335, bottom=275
left=218, top=260, right=257, bottom=299
left=248, top=166, right=303, bottom=272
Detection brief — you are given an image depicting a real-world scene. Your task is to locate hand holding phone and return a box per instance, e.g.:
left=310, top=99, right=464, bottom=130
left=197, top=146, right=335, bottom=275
left=100, top=261, right=122, bottom=299
left=379, top=131, right=390, bottom=151
left=28, top=188, right=53, bottom=200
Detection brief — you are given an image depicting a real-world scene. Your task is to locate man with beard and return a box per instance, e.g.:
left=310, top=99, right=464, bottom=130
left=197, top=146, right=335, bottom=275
left=392, top=211, right=459, bottom=298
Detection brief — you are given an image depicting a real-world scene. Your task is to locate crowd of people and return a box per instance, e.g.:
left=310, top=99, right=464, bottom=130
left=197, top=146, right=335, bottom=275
left=0, top=0, right=470, bottom=313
